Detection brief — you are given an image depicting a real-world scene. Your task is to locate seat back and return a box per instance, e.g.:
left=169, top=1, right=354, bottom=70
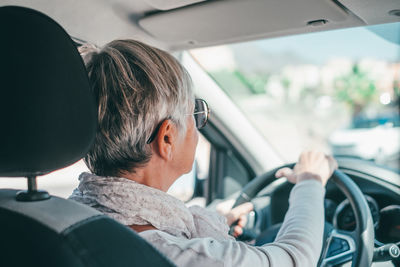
left=0, top=6, right=174, bottom=267
left=0, top=189, right=174, bottom=267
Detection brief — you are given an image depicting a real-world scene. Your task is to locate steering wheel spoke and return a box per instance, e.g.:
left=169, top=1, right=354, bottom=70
left=321, top=229, right=356, bottom=266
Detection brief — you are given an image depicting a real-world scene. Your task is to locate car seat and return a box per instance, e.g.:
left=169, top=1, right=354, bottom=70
left=0, top=6, right=175, bottom=267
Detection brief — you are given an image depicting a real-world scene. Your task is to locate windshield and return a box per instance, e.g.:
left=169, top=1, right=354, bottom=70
left=191, top=23, right=400, bottom=171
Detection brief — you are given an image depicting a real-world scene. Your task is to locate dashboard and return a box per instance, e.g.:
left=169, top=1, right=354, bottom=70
left=329, top=195, right=400, bottom=246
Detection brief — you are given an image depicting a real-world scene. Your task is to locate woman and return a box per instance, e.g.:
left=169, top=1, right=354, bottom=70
left=70, top=39, right=337, bottom=266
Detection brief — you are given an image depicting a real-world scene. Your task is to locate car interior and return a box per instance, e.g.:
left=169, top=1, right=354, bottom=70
left=1, top=0, right=399, bottom=266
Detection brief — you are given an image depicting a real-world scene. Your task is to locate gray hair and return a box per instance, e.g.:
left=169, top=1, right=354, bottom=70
left=80, top=40, right=194, bottom=177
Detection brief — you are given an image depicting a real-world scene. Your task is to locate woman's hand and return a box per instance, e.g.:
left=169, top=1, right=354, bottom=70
left=275, top=150, right=338, bottom=186
left=216, top=199, right=253, bottom=237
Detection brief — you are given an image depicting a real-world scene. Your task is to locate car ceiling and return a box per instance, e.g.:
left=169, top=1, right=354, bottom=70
left=3, top=0, right=400, bottom=50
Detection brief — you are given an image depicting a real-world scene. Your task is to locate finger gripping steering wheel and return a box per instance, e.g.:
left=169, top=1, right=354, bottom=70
left=232, top=163, right=374, bottom=267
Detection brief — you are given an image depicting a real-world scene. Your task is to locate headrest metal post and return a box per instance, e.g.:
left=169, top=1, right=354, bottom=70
left=27, top=175, right=37, bottom=192
left=16, top=176, right=50, bottom=202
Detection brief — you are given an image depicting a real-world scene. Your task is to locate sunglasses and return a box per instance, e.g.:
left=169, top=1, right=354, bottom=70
left=147, top=98, right=210, bottom=144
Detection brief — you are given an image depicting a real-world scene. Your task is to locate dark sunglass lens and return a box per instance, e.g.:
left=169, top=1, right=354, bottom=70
left=194, top=114, right=200, bottom=129
left=194, top=99, right=204, bottom=113
left=194, top=99, right=208, bottom=129
left=194, top=113, right=205, bottom=129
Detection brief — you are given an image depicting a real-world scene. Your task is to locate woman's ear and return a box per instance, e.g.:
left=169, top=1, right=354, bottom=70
left=154, top=119, right=178, bottom=161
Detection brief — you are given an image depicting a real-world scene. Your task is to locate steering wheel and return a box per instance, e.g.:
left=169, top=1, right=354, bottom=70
left=232, top=163, right=375, bottom=267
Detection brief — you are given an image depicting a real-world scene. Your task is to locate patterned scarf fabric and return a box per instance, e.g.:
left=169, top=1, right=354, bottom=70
left=69, top=172, right=234, bottom=241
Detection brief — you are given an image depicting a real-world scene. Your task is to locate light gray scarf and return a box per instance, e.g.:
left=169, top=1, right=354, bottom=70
left=69, top=172, right=234, bottom=241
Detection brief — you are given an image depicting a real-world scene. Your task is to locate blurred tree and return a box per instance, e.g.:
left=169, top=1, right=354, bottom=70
left=210, top=70, right=251, bottom=96
left=393, top=79, right=400, bottom=105
left=210, top=69, right=269, bottom=96
left=281, top=76, right=291, bottom=102
left=334, top=64, right=378, bottom=118
left=233, top=70, right=269, bottom=95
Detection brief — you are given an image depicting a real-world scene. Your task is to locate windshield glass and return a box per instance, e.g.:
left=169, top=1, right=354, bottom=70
left=191, top=23, right=400, bottom=171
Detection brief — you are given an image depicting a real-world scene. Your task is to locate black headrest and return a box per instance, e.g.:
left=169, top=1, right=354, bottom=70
left=0, top=6, right=97, bottom=177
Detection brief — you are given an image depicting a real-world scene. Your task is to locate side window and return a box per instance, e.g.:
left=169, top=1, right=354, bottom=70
left=208, top=146, right=252, bottom=203
left=222, top=150, right=251, bottom=198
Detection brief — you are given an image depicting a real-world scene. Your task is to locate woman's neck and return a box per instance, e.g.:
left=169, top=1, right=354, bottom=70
left=121, top=156, right=177, bottom=192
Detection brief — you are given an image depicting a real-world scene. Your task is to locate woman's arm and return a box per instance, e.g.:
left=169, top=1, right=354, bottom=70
left=264, top=179, right=325, bottom=266
left=140, top=179, right=325, bottom=267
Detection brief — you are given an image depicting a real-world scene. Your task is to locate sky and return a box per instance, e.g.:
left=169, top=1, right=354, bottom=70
left=253, top=22, right=400, bottom=65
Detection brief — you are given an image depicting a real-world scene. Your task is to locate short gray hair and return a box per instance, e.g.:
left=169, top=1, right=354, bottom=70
left=80, top=39, right=194, bottom=176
